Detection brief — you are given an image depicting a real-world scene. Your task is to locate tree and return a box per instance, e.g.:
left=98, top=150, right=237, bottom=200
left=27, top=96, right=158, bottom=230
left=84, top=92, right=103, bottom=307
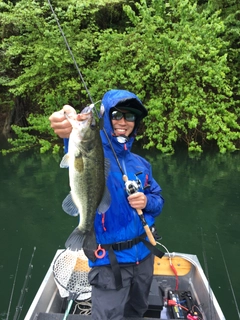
left=0, top=0, right=125, bottom=153
left=87, top=0, right=239, bottom=153
left=0, top=0, right=239, bottom=154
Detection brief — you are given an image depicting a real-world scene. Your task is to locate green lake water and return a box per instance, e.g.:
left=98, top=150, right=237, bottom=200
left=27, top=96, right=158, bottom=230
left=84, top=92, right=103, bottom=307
left=0, top=139, right=239, bottom=319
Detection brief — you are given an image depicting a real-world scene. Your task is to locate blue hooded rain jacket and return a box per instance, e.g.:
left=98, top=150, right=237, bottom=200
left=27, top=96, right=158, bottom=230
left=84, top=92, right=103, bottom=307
left=87, top=89, right=164, bottom=267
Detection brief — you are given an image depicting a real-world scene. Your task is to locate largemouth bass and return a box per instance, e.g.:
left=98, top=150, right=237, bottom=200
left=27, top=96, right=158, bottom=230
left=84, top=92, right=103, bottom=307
left=60, top=105, right=110, bottom=261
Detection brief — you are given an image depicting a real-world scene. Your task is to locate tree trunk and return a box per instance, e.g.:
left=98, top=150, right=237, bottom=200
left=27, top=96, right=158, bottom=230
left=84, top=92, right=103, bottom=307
left=2, top=97, right=28, bottom=136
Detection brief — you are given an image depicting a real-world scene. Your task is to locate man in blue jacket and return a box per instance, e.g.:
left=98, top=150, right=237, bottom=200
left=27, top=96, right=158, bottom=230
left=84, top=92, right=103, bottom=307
left=49, top=89, right=164, bottom=320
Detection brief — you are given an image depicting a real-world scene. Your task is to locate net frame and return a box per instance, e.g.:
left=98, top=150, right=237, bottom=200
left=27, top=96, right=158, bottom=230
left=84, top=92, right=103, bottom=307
left=52, top=248, right=92, bottom=301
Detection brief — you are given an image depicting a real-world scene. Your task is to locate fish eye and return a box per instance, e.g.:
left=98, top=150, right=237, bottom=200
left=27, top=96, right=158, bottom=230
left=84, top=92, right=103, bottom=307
left=90, top=118, right=97, bottom=130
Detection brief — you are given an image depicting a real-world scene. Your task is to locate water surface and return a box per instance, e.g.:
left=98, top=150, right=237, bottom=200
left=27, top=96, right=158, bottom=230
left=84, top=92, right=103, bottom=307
left=0, top=142, right=239, bottom=319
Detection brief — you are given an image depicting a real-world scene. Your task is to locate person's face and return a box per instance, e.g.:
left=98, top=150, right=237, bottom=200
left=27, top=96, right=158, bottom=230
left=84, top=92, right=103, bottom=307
left=111, top=110, right=136, bottom=137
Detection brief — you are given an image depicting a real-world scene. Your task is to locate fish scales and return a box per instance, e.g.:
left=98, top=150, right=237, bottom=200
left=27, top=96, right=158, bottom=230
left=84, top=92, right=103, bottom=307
left=70, top=136, right=105, bottom=233
left=61, top=105, right=110, bottom=260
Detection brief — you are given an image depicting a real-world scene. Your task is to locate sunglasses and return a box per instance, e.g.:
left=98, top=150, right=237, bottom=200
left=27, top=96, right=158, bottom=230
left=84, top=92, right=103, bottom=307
left=111, top=110, right=136, bottom=122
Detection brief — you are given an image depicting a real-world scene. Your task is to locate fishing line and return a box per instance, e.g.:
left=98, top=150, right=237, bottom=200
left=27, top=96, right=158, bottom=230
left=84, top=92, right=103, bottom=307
left=216, top=233, right=240, bottom=319
left=47, top=0, right=125, bottom=176
left=6, top=248, right=22, bottom=320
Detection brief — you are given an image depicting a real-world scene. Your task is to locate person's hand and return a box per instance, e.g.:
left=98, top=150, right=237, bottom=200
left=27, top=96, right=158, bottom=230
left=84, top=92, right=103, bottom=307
left=49, top=105, right=75, bottom=138
left=127, top=192, right=147, bottom=210
left=49, top=105, right=82, bottom=138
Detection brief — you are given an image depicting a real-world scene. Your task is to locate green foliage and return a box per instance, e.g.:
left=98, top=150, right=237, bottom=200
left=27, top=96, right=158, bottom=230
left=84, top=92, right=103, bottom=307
left=1, top=113, right=60, bottom=155
left=0, top=0, right=124, bottom=153
left=0, top=0, right=239, bottom=154
left=2, top=125, right=38, bottom=155
left=87, top=0, right=240, bottom=153
left=222, top=10, right=240, bottom=102
left=1, top=0, right=98, bottom=107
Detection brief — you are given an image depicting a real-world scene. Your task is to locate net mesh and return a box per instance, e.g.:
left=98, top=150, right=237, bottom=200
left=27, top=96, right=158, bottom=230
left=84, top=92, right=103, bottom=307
left=53, top=249, right=92, bottom=301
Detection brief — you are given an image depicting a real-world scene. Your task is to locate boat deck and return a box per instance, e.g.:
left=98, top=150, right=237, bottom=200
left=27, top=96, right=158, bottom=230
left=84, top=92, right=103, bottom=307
left=24, top=251, right=226, bottom=320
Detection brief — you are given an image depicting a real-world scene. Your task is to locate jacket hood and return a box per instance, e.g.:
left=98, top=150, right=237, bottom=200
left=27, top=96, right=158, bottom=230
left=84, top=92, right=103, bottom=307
left=99, top=89, right=147, bottom=152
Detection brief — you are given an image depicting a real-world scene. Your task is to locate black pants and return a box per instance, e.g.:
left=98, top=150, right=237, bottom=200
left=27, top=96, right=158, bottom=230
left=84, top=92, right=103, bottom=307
left=88, top=254, right=154, bottom=320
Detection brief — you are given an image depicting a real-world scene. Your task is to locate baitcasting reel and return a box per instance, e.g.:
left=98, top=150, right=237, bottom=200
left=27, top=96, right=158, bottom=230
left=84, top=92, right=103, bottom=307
left=124, top=172, right=142, bottom=195
left=125, top=179, right=141, bottom=195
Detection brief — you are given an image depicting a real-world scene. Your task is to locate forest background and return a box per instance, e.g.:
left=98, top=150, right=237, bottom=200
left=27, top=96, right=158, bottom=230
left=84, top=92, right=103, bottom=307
left=0, top=0, right=239, bottom=154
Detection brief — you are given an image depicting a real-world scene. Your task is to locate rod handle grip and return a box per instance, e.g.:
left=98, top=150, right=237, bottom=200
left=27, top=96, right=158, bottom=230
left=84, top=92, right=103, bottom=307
left=136, top=209, right=156, bottom=246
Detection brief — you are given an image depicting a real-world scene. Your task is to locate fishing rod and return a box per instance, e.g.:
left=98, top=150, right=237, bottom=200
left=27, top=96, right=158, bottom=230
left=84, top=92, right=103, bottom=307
left=13, top=247, right=36, bottom=320
left=216, top=233, right=240, bottom=319
left=47, top=0, right=93, bottom=106
left=6, top=248, right=22, bottom=320
left=47, top=0, right=124, bottom=176
left=47, top=0, right=156, bottom=245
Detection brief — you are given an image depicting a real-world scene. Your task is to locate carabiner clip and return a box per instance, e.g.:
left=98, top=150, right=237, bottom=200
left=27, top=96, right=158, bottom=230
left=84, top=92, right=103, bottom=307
left=94, top=244, right=106, bottom=259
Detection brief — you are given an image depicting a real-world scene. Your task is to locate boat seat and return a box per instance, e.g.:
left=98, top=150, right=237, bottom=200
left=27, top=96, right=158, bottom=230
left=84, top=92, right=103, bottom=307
left=154, top=256, right=192, bottom=276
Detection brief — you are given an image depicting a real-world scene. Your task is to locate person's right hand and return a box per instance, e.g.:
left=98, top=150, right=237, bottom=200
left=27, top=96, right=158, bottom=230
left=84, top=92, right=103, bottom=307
left=49, top=105, right=77, bottom=138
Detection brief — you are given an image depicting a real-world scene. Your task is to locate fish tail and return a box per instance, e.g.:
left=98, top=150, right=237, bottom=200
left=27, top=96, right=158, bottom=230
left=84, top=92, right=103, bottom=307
left=65, top=227, right=85, bottom=251
left=83, top=230, right=98, bottom=262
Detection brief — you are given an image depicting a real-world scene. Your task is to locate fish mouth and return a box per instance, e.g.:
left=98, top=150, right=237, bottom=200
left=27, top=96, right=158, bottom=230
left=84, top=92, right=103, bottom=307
left=81, top=104, right=95, bottom=115
left=79, top=112, right=91, bottom=120
left=77, top=105, right=95, bottom=125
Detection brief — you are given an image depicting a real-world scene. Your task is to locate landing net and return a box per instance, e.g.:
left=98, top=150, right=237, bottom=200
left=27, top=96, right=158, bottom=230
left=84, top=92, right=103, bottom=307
left=53, top=249, right=91, bottom=301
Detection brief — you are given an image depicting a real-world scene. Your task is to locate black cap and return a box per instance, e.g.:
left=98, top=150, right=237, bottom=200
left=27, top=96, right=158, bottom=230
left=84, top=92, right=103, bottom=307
left=114, top=98, right=148, bottom=121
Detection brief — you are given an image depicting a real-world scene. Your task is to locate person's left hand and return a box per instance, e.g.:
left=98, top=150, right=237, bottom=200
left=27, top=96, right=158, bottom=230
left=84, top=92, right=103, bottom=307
left=127, top=192, right=147, bottom=210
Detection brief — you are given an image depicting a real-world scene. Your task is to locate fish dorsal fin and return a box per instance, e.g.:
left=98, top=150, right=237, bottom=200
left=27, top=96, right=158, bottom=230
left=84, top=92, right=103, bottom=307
left=96, top=157, right=111, bottom=214
left=104, top=158, right=111, bottom=181
left=97, top=185, right=111, bottom=214
left=60, top=154, right=70, bottom=168
left=62, top=193, right=79, bottom=217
